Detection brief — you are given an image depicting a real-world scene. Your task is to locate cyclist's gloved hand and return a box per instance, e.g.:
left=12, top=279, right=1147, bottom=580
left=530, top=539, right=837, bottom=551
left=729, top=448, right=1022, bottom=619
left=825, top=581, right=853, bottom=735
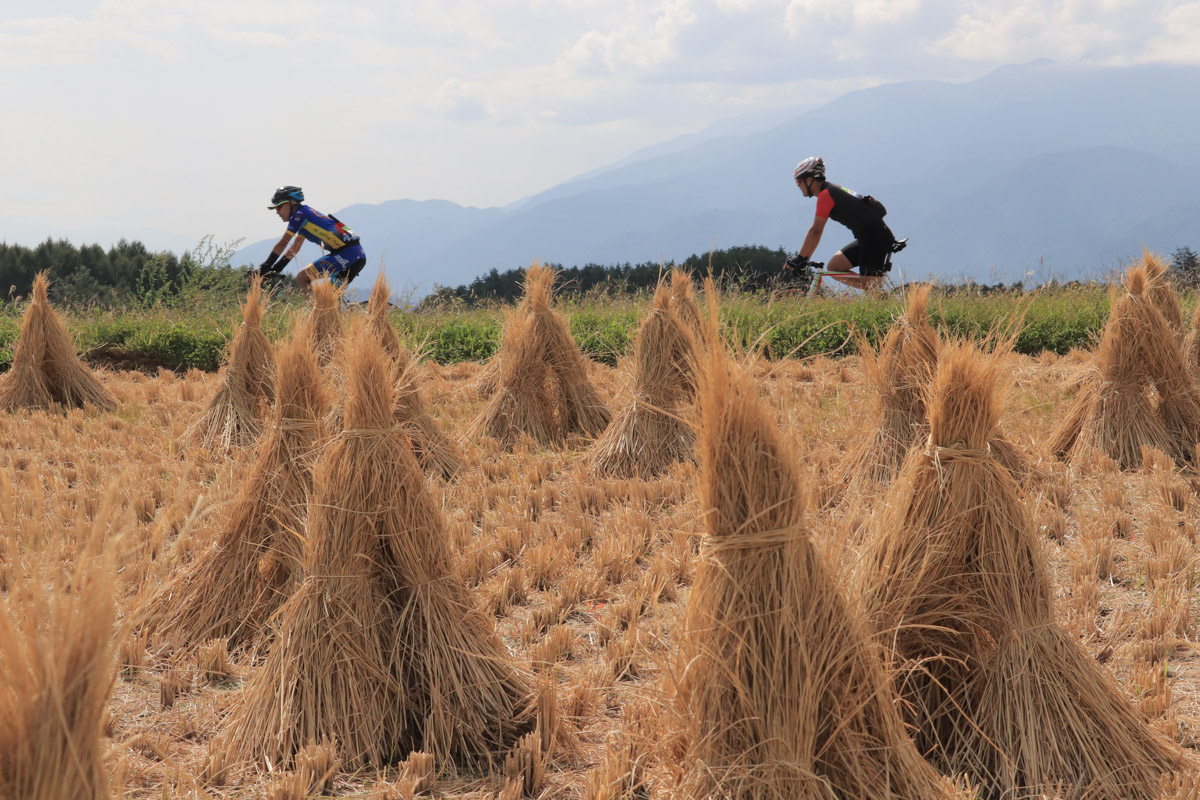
left=258, top=252, right=279, bottom=275
left=257, top=253, right=291, bottom=276
left=784, top=253, right=809, bottom=272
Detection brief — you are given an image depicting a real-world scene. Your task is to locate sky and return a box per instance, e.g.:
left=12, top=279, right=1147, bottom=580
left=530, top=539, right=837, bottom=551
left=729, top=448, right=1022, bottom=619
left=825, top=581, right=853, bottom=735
left=2, top=0, right=1198, bottom=255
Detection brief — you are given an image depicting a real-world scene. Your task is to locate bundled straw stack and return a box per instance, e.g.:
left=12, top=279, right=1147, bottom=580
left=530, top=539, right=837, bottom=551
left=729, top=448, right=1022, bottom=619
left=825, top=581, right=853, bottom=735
left=671, top=290, right=957, bottom=800
left=137, top=331, right=327, bottom=651
left=832, top=284, right=939, bottom=499
left=473, top=263, right=610, bottom=446
left=668, top=266, right=703, bottom=342
left=0, top=272, right=116, bottom=412
left=393, top=353, right=464, bottom=480
left=587, top=280, right=697, bottom=477
left=303, top=279, right=345, bottom=369
left=214, top=327, right=532, bottom=771
left=1184, top=301, right=1200, bottom=382
left=1051, top=258, right=1200, bottom=468
left=368, top=272, right=464, bottom=480
left=1144, top=250, right=1184, bottom=339
left=190, top=277, right=276, bottom=451
left=367, top=271, right=403, bottom=361
left=526, top=262, right=610, bottom=436
left=0, top=522, right=120, bottom=800
left=859, top=343, right=1183, bottom=798
left=475, top=308, right=559, bottom=446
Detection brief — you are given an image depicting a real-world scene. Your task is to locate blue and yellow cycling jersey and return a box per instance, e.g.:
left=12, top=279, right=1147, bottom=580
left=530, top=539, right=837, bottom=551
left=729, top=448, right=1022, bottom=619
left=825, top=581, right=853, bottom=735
left=286, top=205, right=360, bottom=252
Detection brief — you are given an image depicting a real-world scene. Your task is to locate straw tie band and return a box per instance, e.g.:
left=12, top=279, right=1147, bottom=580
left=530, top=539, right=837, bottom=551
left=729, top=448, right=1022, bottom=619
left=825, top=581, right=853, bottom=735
left=923, top=437, right=991, bottom=462
left=278, top=419, right=321, bottom=431
left=341, top=427, right=404, bottom=438
left=703, top=525, right=803, bottom=553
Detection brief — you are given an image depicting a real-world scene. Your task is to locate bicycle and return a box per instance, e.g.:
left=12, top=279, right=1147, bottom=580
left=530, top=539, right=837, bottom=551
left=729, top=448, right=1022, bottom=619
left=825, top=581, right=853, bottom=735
left=245, top=266, right=293, bottom=291
left=782, top=238, right=908, bottom=298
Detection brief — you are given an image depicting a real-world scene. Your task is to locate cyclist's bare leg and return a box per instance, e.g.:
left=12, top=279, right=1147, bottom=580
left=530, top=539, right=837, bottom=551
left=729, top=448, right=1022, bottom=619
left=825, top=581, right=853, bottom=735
left=826, top=250, right=885, bottom=292
left=827, top=273, right=880, bottom=291
left=296, top=266, right=317, bottom=294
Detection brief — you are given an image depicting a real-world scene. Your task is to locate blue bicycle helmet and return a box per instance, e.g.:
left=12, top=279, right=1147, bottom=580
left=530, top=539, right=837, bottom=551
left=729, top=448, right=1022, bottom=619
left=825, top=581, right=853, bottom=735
left=268, top=185, right=304, bottom=208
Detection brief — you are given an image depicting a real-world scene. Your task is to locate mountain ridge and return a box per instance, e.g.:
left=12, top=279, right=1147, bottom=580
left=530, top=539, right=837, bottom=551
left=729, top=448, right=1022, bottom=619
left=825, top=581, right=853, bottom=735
left=234, top=61, right=1200, bottom=297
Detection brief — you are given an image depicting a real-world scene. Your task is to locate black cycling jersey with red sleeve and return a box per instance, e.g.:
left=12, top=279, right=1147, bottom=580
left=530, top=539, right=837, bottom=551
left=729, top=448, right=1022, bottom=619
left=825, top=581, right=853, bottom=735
left=814, top=182, right=893, bottom=243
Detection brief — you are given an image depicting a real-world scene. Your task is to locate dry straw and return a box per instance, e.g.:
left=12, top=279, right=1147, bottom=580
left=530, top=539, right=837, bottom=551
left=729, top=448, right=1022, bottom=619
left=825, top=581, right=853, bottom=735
left=368, top=272, right=464, bottom=479
left=190, top=276, right=276, bottom=451
left=0, top=272, right=116, bottom=412
left=670, top=284, right=956, bottom=800
left=588, top=280, right=697, bottom=477
left=859, top=342, right=1183, bottom=798
left=393, top=351, right=464, bottom=480
left=0, top=504, right=122, bottom=800
left=303, top=278, right=345, bottom=369
left=669, top=266, right=703, bottom=342
left=138, top=330, right=327, bottom=651
left=473, top=263, right=610, bottom=446
left=832, top=283, right=939, bottom=499
left=367, top=270, right=403, bottom=361
left=525, top=262, right=611, bottom=436
left=215, top=326, right=532, bottom=770
left=1183, top=299, right=1200, bottom=382
left=1143, top=249, right=1184, bottom=338
left=474, top=308, right=561, bottom=446
left=1051, top=258, right=1198, bottom=468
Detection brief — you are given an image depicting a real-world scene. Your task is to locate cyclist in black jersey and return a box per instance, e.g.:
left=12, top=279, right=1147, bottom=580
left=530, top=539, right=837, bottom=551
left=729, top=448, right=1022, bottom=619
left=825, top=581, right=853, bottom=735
left=785, top=156, right=896, bottom=292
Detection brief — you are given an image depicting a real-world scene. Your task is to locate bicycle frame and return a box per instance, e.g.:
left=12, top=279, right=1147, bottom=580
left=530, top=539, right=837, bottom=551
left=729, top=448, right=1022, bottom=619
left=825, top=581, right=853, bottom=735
left=805, top=238, right=907, bottom=297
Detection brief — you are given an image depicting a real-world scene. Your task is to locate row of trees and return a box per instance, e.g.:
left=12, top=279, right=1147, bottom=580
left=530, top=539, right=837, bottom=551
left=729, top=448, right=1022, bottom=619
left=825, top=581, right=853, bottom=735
left=0, top=237, right=256, bottom=308
left=425, top=245, right=798, bottom=307
left=4, top=236, right=1197, bottom=309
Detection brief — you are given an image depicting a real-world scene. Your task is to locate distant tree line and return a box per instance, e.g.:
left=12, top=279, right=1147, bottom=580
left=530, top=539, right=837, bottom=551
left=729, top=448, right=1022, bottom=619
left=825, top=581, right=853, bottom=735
left=1170, top=246, right=1200, bottom=288
left=5, top=236, right=1198, bottom=310
left=424, top=245, right=797, bottom=307
left=0, top=236, right=257, bottom=308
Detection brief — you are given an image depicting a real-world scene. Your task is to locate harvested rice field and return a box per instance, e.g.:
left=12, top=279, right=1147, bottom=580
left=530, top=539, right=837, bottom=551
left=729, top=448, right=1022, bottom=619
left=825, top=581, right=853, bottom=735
left=5, top=268, right=1200, bottom=799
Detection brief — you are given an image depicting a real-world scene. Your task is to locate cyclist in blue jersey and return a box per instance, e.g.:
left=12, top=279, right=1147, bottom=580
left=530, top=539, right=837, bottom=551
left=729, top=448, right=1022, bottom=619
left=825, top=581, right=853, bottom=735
left=257, top=186, right=367, bottom=293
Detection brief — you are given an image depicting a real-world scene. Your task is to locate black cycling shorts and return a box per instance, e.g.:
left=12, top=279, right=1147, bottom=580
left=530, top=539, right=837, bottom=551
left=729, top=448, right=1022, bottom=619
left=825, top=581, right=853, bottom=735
left=839, top=237, right=893, bottom=277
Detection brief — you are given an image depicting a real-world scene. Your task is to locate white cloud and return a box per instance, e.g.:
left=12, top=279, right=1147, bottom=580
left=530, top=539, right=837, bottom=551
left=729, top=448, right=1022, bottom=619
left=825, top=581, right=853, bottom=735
left=3, top=0, right=1199, bottom=250
left=434, top=78, right=491, bottom=122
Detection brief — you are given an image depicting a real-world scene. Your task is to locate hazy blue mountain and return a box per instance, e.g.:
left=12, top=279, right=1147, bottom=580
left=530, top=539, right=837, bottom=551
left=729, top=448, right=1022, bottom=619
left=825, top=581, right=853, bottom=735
left=234, top=60, right=1200, bottom=297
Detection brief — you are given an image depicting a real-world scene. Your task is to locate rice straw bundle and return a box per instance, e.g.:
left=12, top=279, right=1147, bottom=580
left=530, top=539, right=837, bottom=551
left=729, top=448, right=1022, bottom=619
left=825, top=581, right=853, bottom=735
left=138, top=332, right=327, bottom=651
left=672, top=294, right=955, bottom=800
left=0, top=290, right=54, bottom=411
left=1048, top=369, right=1098, bottom=459
left=0, top=518, right=120, bottom=800
left=191, top=277, right=276, bottom=451
left=393, top=353, right=463, bottom=480
left=473, top=308, right=561, bottom=447
left=367, top=271, right=403, bottom=362
left=1183, top=300, right=1200, bottom=382
left=525, top=263, right=611, bottom=436
left=669, top=266, right=703, bottom=343
left=833, top=284, right=939, bottom=498
left=587, top=281, right=697, bottom=477
left=859, top=342, right=1182, bottom=798
left=1144, top=249, right=1184, bottom=339
left=305, top=279, right=345, bottom=369
left=213, top=330, right=403, bottom=768
left=216, top=328, right=531, bottom=770
left=1051, top=266, right=1179, bottom=468
left=471, top=356, right=501, bottom=399
left=0, top=272, right=116, bottom=412
left=380, top=417, right=535, bottom=765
